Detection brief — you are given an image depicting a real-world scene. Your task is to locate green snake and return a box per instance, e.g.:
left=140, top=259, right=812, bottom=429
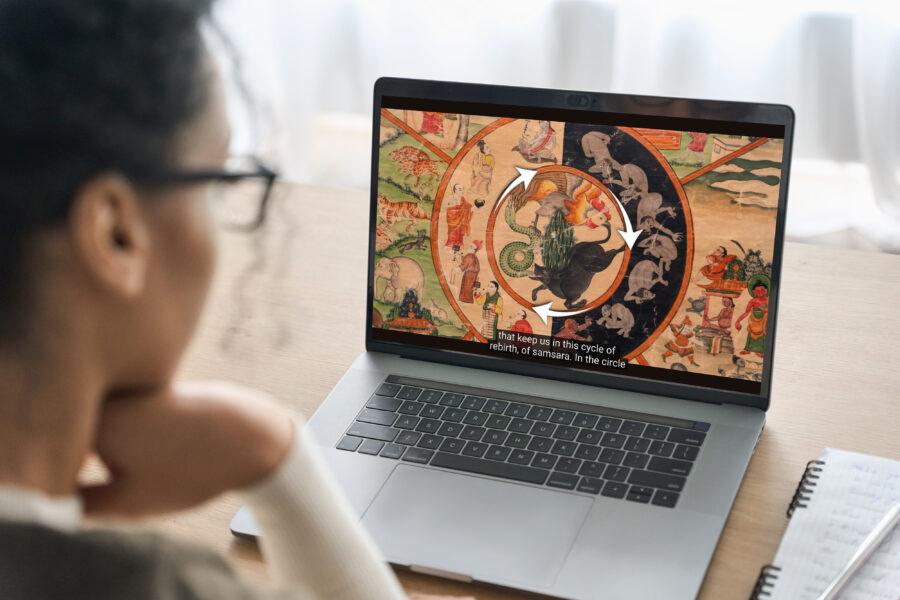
left=498, top=201, right=542, bottom=277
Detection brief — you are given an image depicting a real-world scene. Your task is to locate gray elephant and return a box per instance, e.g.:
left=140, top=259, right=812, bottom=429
left=374, top=256, right=425, bottom=303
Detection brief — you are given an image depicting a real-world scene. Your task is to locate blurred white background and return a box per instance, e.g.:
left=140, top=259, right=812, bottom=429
left=211, top=0, right=900, bottom=252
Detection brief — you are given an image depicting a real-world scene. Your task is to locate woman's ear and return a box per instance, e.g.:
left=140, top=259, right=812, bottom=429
left=68, top=174, right=151, bottom=300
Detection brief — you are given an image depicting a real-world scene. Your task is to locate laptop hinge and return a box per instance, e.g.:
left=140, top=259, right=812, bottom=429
left=409, top=564, right=473, bottom=583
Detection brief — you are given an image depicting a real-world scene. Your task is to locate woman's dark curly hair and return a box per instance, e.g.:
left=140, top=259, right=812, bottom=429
left=0, top=0, right=215, bottom=335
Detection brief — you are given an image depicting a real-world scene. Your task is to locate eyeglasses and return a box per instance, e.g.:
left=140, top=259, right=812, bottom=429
left=137, top=156, right=279, bottom=231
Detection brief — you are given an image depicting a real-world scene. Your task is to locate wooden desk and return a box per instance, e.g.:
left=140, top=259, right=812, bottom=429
left=154, top=183, right=900, bottom=599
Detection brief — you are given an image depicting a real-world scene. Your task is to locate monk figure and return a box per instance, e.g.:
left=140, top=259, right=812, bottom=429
left=458, top=240, right=481, bottom=303
left=444, top=183, right=472, bottom=258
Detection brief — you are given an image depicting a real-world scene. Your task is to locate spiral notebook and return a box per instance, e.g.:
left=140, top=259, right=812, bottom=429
left=750, top=448, right=900, bottom=600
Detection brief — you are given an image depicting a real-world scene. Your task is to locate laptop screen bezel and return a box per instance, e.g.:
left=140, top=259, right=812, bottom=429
left=365, top=77, right=794, bottom=412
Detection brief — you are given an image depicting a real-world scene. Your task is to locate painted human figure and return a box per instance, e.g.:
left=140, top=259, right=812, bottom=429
left=444, top=183, right=472, bottom=259
left=420, top=111, right=444, bottom=135
left=475, top=281, right=503, bottom=340
left=735, top=280, right=769, bottom=357
left=695, top=246, right=737, bottom=283
left=662, top=315, right=699, bottom=366
left=509, top=309, right=533, bottom=334
left=555, top=317, right=593, bottom=341
left=458, top=240, right=482, bottom=303
left=469, top=140, right=494, bottom=202
left=704, top=297, right=734, bottom=334
left=677, top=131, right=707, bottom=164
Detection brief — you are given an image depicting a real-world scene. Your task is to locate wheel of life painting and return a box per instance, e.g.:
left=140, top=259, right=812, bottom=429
left=431, top=120, right=693, bottom=356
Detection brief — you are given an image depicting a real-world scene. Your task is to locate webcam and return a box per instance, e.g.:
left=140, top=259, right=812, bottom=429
left=566, top=94, right=590, bottom=107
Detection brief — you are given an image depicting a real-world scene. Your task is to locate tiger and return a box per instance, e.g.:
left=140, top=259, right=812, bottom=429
left=377, top=193, right=431, bottom=232
left=388, top=145, right=440, bottom=189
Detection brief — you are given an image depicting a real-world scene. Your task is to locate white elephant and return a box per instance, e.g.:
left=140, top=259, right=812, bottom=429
left=374, top=256, right=425, bottom=303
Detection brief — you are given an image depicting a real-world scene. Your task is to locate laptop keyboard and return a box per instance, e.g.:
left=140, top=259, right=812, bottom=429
left=335, top=376, right=709, bottom=509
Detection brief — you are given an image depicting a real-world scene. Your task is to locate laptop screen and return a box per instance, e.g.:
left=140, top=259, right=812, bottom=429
left=370, top=96, right=786, bottom=396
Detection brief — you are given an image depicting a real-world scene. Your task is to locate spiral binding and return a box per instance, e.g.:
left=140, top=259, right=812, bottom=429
left=787, top=459, right=825, bottom=518
left=749, top=564, right=782, bottom=600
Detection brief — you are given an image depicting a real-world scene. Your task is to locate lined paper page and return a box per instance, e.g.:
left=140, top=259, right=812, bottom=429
left=767, top=448, right=900, bottom=600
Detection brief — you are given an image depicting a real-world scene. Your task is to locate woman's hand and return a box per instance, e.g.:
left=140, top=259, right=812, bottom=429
left=81, top=381, right=293, bottom=518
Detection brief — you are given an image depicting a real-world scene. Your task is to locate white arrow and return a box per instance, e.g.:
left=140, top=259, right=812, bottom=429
left=531, top=302, right=594, bottom=325
left=608, top=191, right=642, bottom=249
left=500, top=167, right=538, bottom=200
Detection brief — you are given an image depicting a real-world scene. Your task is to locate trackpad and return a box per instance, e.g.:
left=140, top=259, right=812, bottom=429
left=361, top=464, right=592, bottom=588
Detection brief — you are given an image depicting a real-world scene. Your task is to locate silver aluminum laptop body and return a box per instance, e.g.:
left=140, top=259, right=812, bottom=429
left=233, top=79, right=794, bottom=600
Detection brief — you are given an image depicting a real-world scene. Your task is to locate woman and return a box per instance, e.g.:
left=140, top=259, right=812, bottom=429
left=0, top=1, right=465, bottom=599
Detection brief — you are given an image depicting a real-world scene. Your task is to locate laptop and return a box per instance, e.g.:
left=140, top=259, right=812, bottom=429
left=232, top=77, right=794, bottom=599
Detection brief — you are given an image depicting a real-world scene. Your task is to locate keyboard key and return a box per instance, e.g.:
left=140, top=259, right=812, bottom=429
left=461, top=426, right=486, bottom=441
left=532, top=453, right=558, bottom=469
left=366, top=395, right=402, bottom=412
left=623, top=452, right=650, bottom=469
left=624, top=436, right=651, bottom=452
left=422, top=405, right=445, bottom=419
left=418, top=389, right=444, bottom=404
left=619, top=420, right=645, bottom=436
left=603, top=465, right=630, bottom=482
left=415, top=418, right=441, bottom=434
left=398, top=401, right=423, bottom=415
left=551, top=440, right=577, bottom=457
left=600, top=433, right=626, bottom=448
left=577, top=477, right=603, bottom=495
left=553, top=425, right=578, bottom=441
left=358, top=439, right=384, bottom=455
left=547, top=472, right=579, bottom=490
left=397, top=430, right=421, bottom=446
left=462, top=442, right=488, bottom=457
left=598, top=448, right=625, bottom=464
left=509, top=449, right=535, bottom=465
left=593, top=481, right=626, bottom=500
left=375, top=382, right=402, bottom=397
left=461, top=395, right=485, bottom=410
left=528, top=437, right=553, bottom=453
left=550, top=409, right=575, bottom=425
left=437, top=422, right=463, bottom=437
left=627, top=485, right=654, bottom=503
left=347, top=422, right=398, bottom=442
left=484, top=399, right=509, bottom=414
left=485, top=415, right=511, bottom=429
left=628, top=469, right=686, bottom=492
left=483, top=430, right=508, bottom=445
left=431, top=452, right=550, bottom=485
left=574, top=444, right=601, bottom=461
left=462, top=411, right=488, bottom=426
left=439, top=393, right=464, bottom=407
left=667, top=428, right=707, bottom=446
left=573, top=413, right=599, bottom=429
left=643, top=424, right=670, bottom=440
left=442, top=408, right=467, bottom=423
left=576, top=429, right=602, bottom=445
left=651, top=490, right=680, bottom=508
left=357, top=408, right=397, bottom=426
left=337, top=435, right=362, bottom=451
left=527, top=406, right=553, bottom=421
left=648, top=456, right=693, bottom=476
left=673, top=444, right=700, bottom=461
left=507, top=418, right=532, bottom=434
left=417, top=434, right=443, bottom=450
left=507, top=433, right=531, bottom=448
left=555, top=458, right=582, bottom=473
left=648, top=441, right=675, bottom=457
left=486, top=445, right=512, bottom=462
left=530, top=422, right=556, bottom=437
left=439, top=438, right=464, bottom=453
left=579, top=461, right=605, bottom=478
left=380, top=443, right=405, bottom=459
left=596, top=417, right=622, bottom=432
left=402, top=448, right=434, bottom=464
left=504, top=402, right=529, bottom=417
left=394, top=416, right=420, bottom=430
left=397, top=386, right=423, bottom=400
